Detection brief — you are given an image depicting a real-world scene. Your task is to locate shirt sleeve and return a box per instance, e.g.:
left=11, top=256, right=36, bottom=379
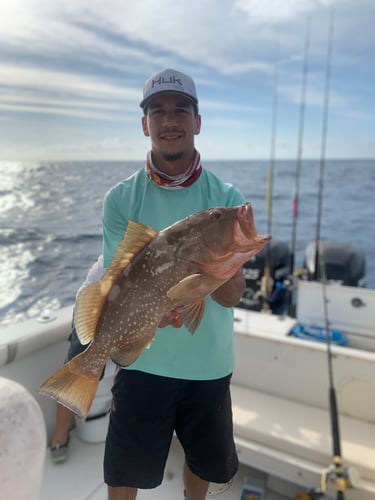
left=222, top=182, right=246, bottom=207
left=75, top=255, right=105, bottom=299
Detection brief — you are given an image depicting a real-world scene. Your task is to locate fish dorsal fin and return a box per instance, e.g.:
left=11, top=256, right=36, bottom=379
left=110, top=220, right=158, bottom=275
left=181, top=299, right=205, bottom=334
left=166, top=273, right=224, bottom=303
left=74, top=220, right=158, bottom=345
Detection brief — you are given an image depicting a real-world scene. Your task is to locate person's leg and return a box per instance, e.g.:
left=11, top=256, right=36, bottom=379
left=104, top=371, right=177, bottom=491
left=176, top=375, right=238, bottom=492
left=107, top=486, right=137, bottom=500
left=50, top=402, right=74, bottom=463
left=183, top=462, right=209, bottom=500
left=49, top=322, right=85, bottom=462
left=50, top=403, right=73, bottom=446
left=52, top=323, right=84, bottom=447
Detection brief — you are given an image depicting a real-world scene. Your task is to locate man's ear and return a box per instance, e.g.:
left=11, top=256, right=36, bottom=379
left=142, top=116, right=149, bottom=137
left=195, top=114, right=202, bottom=135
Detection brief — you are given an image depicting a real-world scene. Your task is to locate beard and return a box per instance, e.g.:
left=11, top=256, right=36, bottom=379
left=162, top=151, right=184, bottom=162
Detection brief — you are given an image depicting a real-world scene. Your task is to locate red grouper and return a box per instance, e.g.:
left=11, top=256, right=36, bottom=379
left=40, top=203, right=269, bottom=419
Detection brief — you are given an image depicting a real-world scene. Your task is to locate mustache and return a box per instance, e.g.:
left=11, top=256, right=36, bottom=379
left=159, top=127, right=184, bottom=135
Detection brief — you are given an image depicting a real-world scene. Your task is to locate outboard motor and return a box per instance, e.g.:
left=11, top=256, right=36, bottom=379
left=239, top=240, right=290, bottom=314
left=304, top=241, right=366, bottom=287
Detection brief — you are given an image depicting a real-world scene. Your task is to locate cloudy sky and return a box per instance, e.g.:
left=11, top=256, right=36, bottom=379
left=1, top=0, right=374, bottom=161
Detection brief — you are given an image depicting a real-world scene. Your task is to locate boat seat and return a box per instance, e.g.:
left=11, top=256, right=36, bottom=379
left=231, top=383, right=375, bottom=487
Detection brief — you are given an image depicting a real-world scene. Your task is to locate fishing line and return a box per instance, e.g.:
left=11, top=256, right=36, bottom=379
left=317, top=8, right=336, bottom=391
left=288, top=16, right=311, bottom=315
left=262, top=41, right=279, bottom=312
left=316, top=10, right=354, bottom=500
left=266, top=42, right=279, bottom=236
left=314, top=7, right=334, bottom=280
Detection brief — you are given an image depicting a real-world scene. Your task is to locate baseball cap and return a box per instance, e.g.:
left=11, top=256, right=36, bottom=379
left=140, top=68, right=198, bottom=111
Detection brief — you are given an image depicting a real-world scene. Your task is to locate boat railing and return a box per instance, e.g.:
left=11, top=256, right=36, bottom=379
left=0, top=306, right=73, bottom=368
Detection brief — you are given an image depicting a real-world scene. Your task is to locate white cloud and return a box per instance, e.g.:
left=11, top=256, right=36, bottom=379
left=0, top=63, right=139, bottom=101
left=0, top=0, right=374, bottom=160
left=278, top=81, right=346, bottom=108
left=0, top=103, right=129, bottom=122
left=233, top=0, right=338, bottom=24
left=0, top=2, right=34, bottom=37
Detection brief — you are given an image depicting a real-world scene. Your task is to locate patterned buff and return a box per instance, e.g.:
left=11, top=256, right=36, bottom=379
left=145, top=150, right=202, bottom=189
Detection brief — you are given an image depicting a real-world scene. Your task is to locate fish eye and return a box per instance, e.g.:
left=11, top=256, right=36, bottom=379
left=211, top=210, right=221, bottom=219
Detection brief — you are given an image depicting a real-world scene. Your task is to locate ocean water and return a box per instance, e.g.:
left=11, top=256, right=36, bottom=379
left=0, top=159, right=374, bottom=327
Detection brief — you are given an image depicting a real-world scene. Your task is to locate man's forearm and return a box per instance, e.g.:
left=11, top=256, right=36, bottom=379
left=211, top=269, right=245, bottom=307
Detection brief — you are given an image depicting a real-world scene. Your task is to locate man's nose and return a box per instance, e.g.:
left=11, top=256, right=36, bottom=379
left=162, top=110, right=179, bottom=126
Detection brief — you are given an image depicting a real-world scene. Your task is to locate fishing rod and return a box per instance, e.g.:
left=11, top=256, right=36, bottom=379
left=262, top=43, right=279, bottom=312
left=296, top=240, right=359, bottom=499
left=313, top=6, right=333, bottom=281
left=294, top=12, right=360, bottom=500
left=315, top=10, right=358, bottom=499
left=318, top=241, right=359, bottom=498
left=288, top=16, right=311, bottom=316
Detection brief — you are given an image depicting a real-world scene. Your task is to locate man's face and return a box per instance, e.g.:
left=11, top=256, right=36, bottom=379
left=142, top=93, right=201, bottom=168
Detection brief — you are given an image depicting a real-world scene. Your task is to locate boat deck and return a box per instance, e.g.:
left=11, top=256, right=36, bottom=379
left=2, top=294, right=374, bottom=500
left=40, top=431, right=301, bottom=500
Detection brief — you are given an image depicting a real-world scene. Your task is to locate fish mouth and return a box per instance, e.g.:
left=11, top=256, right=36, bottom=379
left=234, top=203, right=271, bottom=252
left=235, top=203, right=256, bottom=241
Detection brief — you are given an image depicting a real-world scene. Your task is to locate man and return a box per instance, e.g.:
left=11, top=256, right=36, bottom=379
left=103, top=68, right=246, bottom=500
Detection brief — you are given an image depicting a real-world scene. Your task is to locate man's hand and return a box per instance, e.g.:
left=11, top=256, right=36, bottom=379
left=211, top=268, right=245, bottom=307
left=158, top=307, right=184, bottom=328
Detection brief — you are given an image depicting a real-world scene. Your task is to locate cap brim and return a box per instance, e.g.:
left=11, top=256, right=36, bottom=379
left=140, top=90, right=198, bottom=109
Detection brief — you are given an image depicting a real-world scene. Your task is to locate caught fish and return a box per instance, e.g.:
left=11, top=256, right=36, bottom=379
left=40, top=203, right=269, bottom=418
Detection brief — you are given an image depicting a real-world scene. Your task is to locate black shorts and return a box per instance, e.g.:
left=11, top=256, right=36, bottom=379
left=104, top=370, right=238, bottom=488
left=65, top=323, right=86, bottom=363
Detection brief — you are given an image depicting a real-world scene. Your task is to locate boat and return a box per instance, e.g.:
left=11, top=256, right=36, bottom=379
left=1, top=270, right=374, bottom=500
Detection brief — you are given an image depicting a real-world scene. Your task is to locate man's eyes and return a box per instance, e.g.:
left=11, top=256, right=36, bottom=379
left=150, top=107, right=189, bottom=116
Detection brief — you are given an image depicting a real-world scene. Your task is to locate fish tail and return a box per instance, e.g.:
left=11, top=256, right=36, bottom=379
left=39, top=353, right=101, bottom=420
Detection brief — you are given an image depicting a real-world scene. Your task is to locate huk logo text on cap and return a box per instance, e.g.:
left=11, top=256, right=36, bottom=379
left=151, top=76, right=183, bottom=88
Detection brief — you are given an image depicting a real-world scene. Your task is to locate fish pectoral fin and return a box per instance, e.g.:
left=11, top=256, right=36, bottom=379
left=167, top=274, right=225, bottom=334
left=110, top=344, right=147, bottom=367
left=39, top=351, right=100, bottom=420
left=181, top=300, right=205, bottom=334
left=166, top=274, right=223, bottom=303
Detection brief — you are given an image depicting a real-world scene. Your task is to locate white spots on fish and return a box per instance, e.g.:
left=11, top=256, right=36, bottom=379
left=84, top=350, right=107, bottom=373
left=153, top=262, right=174, bottom=276
left=153, top=248, right=168, bottom=259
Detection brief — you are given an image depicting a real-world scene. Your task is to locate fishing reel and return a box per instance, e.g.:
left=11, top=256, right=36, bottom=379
left=320, top=456, right=360, bottom=495
left=294, top=457, right=360, bottom=500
